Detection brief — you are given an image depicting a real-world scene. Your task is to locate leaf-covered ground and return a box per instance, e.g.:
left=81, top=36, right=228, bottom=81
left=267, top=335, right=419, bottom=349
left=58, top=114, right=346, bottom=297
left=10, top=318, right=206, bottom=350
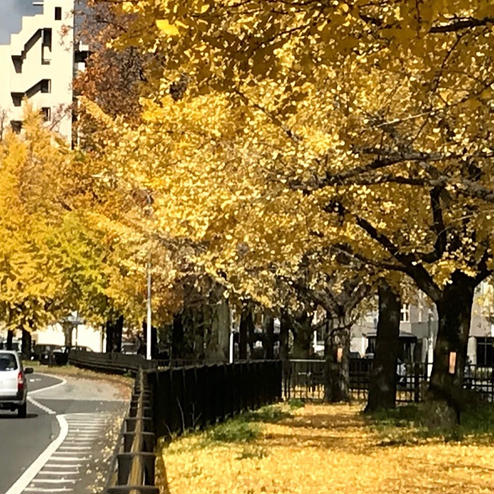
left=158, top=403, right=493, bottom=494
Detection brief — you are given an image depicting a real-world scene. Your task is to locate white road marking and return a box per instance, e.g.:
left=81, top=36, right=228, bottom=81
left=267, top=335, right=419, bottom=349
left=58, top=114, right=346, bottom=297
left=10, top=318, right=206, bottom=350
left=44, top=465, right=81, bottom=469
left=29, top=479, right=77, bottom=484
left=23, top=488, right=72, bottom=493
left=40, top=471, right=79, bottom=475
left=57, top=447, right=92, bottom=451
left=29, top=374, right=67, bottom=396
left=4, top=415, right=68, bottom=494
left=26, top=374, right=66, bottom=414
left=27, top=395, right=56, bottom=415
left=49, top=456, right=89, bottom=461
left=6, top=408, right=113, bottom=494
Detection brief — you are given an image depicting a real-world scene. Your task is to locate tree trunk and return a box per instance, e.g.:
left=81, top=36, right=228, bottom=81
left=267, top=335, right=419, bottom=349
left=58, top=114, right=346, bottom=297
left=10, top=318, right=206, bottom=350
left=429, top=271, right=475, bottom=420
left=192, top=306, right=205, bottom=361
left=324, top=323, right=350, bottom=402
left=216, top=299, right=231, bottom=361
left=365, top=280, right=401, bottom=413
left=151, top=326, right=158, bottom=359
left=6, top=329, right=14, bottom=350
left=291, top=311, right=313, bottom=358
left=105, top=320, right=114, bottom=353
left=280, top=310, right=291, bottom=397
left=105, top=315, right=123, bottom=353
left=171, top=312, right=185, bottom=359
left=63, top=322, right=73, bottom=348
left=239, top=305, right=253, bottom=360
left=22, top=329, right=32, bottom=359
left=114, top=315, right=123, bottom=353
left=279, top=311, right=290, bottom=362
left=263, top=312, right=275, bottom=359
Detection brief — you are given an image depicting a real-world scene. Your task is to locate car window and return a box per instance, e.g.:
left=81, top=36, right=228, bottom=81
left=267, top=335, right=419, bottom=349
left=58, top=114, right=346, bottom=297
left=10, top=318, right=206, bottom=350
left=0, top=354, right=18, bottom=371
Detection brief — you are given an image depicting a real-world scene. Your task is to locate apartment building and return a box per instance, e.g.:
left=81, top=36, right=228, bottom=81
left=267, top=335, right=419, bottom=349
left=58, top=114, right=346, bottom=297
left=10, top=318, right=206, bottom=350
left=0, top=0, right=87, bottom=142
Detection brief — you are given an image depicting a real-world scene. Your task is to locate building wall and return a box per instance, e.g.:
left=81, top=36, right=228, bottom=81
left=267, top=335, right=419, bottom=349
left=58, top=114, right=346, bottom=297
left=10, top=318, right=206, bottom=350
left=350, top=282, right=493, bottom=364
left=0, top=0, right=74, bottom=141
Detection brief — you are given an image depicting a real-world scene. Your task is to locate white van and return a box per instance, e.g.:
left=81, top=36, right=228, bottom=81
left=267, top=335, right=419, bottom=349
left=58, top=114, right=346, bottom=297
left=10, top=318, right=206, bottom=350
left=0, top=351, right=33, bottom=417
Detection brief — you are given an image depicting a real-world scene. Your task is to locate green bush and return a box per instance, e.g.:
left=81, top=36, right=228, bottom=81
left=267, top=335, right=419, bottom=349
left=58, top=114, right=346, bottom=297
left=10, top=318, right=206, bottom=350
left=208, top=419, right=260, bottom=443
left=245, top=404, right=292, bottom=423
left=287, top=398, right=305, bottom=409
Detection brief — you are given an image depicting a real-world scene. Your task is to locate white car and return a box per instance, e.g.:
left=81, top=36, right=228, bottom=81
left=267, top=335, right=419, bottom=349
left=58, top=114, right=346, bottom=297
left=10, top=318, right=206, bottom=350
left=0, top=350, right=33, bottom=418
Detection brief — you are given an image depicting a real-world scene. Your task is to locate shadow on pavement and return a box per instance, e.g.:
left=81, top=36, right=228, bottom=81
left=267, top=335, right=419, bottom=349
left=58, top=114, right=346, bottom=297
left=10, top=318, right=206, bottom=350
left=0, top=412, right=38, bottom=419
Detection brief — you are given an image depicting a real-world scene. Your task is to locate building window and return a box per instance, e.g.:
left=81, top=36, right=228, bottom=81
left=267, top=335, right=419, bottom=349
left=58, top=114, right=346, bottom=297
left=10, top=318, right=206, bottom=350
left=476, top=337, right=494, bottom=367
left=11, top=93, right=23, bottom=107
left=41, top=107, right=51, bottom=122
left=12, top=56, right=22, bottom=73
left=11, top=121, right=22, bottom=134
left=365, top=337, right=376, bottom=355
left=400, top=303, right=410, bottom=322
left=41, top=79, right=51, bottom=93
left=42, top=28, right=52, bottom=47
left=55, top=7, right=62, bottom=20
left=42, top=28, right=52, bottom=64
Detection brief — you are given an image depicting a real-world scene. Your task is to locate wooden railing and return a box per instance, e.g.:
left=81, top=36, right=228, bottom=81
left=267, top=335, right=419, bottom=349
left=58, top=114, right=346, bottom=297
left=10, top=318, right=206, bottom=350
left=106, top=369, right=158, bottom=494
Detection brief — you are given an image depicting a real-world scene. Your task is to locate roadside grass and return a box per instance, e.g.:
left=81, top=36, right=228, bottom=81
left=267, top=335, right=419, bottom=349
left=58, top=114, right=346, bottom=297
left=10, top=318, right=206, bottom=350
left=204, top=403, right=297, bottom=444
left=158, top=402, right=494, bottom=494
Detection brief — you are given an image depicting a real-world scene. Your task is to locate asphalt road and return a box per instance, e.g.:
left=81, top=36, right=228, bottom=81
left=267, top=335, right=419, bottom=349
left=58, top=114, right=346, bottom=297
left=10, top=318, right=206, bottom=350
left=0, top=372, right=128, bottom=494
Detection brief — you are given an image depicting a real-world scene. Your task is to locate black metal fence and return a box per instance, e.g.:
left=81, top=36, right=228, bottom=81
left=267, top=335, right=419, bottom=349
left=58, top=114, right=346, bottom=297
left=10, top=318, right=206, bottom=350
left=285, top=359, right=494, bottom=403
left=69, top=353, right=283, bottom=493
left=150, top=360, right=283, bottom=438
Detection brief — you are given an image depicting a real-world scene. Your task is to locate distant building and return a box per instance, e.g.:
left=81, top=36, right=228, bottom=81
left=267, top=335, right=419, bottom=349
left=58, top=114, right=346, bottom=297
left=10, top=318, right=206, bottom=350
left=350, top=282, right=494, bottom=366
left=0, top=0, right=88, bottom=142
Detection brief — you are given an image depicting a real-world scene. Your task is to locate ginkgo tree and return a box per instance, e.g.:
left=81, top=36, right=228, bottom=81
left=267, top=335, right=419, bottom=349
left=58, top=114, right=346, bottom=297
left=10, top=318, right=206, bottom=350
left=0, top=110, right=166, bottom=348
left=86, top=0, right=493, bottom=412
left=0, top=112, right=74, bottom=334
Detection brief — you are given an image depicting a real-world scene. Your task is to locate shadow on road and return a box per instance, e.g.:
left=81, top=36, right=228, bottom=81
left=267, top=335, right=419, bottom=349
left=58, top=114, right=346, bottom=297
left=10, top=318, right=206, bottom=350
left=0, top=412, right=38, bottom=419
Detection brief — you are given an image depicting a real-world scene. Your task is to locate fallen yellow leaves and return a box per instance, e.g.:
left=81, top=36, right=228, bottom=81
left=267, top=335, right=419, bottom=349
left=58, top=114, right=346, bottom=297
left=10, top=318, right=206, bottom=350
left=159, top=404, right=494, bottom=494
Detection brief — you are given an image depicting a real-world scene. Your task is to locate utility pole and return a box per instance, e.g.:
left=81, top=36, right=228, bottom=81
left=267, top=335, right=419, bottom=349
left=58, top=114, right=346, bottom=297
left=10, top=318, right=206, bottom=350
left=145, top=189, right=153, bottom=361
left=146, top=260, right=152, bottom=360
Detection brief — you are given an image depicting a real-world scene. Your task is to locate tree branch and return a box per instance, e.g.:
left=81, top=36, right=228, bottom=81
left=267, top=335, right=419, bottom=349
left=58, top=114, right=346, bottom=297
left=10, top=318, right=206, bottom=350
left=429, top=16, right=494, bottom=33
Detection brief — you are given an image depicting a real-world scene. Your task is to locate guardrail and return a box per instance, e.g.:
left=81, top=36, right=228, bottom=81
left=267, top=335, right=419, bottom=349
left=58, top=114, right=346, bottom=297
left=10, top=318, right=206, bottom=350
left=69, top=350, right=160, bottom=374
left=106, top=368, right=158, bottom=494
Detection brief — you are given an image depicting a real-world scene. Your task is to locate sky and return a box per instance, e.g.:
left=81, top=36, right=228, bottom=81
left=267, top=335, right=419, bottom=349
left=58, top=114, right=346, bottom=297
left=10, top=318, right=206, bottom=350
left=0, top=0, right=42, bottom=45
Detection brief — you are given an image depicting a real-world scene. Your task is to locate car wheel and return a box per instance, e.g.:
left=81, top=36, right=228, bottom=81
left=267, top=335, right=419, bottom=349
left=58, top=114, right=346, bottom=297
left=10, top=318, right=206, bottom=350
left=18, top=402, right=27, bottom=418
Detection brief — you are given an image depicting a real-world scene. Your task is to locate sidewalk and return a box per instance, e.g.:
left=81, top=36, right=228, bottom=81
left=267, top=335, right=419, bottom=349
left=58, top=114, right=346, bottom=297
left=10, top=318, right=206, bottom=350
left=159, top=403, right=494, bottom=494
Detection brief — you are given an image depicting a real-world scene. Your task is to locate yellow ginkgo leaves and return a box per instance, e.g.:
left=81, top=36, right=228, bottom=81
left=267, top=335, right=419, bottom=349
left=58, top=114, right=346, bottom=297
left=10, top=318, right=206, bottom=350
left=155, top=19, right=188, bottom=36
